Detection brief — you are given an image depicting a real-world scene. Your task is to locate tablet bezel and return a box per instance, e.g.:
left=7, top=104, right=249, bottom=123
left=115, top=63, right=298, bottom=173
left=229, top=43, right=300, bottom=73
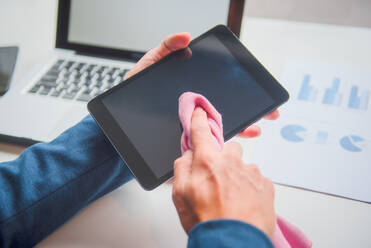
left=88, top=25, right=289, bottom=190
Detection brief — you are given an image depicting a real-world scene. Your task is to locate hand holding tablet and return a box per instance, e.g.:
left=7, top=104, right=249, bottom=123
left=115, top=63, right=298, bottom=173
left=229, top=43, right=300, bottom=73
left=88, top=25, right=289, bottom=190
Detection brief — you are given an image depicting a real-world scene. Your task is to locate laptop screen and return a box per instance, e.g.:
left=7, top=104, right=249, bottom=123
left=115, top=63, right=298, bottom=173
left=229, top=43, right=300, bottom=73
left=68, top=0, right=230, bottom=53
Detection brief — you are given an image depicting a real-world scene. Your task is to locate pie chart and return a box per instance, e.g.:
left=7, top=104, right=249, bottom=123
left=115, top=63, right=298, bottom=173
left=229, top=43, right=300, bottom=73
left=281, top=124, right=306, bottom=142
left=339, top=135, right=364, bottom=152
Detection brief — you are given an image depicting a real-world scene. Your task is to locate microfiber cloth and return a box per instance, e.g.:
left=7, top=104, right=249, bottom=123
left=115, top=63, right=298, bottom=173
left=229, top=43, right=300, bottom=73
left=178, top=92, right=312, bottom=248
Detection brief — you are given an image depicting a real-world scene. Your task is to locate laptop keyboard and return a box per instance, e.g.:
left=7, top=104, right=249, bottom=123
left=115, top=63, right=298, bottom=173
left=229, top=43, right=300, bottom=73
left=28, top=59, right=130, bottom=102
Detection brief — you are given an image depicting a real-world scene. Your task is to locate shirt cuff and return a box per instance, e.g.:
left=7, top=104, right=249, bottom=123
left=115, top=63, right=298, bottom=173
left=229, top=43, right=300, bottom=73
left=188, top=219, right=273, bottom=248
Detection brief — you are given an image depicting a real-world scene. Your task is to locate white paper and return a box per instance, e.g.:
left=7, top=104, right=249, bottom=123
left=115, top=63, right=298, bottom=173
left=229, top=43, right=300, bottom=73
left=249, top=59, right=371, bottom=202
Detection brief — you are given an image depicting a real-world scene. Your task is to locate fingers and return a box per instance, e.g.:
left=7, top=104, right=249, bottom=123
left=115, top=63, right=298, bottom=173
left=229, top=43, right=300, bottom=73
left=222, top=141, right=243, bottom=159
left=238, top=110, right=279, bottom=139
left=125, top=32, right=191, bottom=80
left=156, top=32, right=191, bottom=57
left=173, top=150, right=193, bottom=186
left=238, top=125, right=261, bottom=138
left=190, top=108, right=216, bottom=151
left=143, top=32, right=191, bottom=63
left=264, top=109, right=279, bottom=120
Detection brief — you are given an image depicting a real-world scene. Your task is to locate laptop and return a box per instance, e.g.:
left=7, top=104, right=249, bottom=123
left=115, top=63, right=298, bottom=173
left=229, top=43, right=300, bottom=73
left=0, top=0, right=243, bottom=145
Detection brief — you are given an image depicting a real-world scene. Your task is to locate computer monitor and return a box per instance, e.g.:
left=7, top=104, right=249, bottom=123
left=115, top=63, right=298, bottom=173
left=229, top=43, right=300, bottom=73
left=56, top=0, right=244, bottom=61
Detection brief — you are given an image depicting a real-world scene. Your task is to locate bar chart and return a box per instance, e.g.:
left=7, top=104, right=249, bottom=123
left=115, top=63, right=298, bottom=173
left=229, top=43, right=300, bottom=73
left=348, top=86, right=369, bottom=110
left=322, top=78, right=342, bottom=106
left=297, top=75, right=369, bottom=111
left=297, top=74, right=317, bottom=102
left=251, top=59, right=371, bottom=203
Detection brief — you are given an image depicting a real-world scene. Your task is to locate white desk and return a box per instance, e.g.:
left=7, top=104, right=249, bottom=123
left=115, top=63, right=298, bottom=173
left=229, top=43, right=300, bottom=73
left=1, top=1, right=371, bottom=247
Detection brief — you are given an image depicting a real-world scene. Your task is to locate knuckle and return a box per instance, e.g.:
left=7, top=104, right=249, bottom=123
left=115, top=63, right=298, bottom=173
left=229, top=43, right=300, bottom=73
left=172, top=185, right=183, bottom=202
left=224, top=152, right=242, bottom=164
left=248, top=164, right=262, bottom=175
left=265, top=178, right=275, bottom=198
left=265, top=177, right=274, bottom=187
left=197, top=150, right=215, bottom=168
left=173, top=158, right=183, bottom=168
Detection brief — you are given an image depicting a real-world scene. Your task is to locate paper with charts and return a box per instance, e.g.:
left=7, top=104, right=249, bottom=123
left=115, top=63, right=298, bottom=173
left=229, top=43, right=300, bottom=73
left=249, top=59, right=370, bottom=202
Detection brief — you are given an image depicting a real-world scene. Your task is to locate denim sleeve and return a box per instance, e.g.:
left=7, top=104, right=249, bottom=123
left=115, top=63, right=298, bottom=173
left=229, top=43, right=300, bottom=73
left=0, top=115, right=133, bottom=247
left=188, top=219, right=274, bottom=248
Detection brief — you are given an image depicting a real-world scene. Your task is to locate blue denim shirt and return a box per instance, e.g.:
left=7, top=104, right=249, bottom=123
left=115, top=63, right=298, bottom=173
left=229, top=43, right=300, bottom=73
left=0, top=115, right=273, bottom=248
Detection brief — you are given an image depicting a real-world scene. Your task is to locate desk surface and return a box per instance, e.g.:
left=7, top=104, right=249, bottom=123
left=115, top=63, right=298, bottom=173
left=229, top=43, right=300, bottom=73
left=1, top=1, right=371, bottom=247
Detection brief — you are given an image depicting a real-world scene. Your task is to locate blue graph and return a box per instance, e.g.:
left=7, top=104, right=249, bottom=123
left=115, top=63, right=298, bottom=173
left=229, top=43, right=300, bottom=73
left=340, top=135, right=364, bottom=152
left=281, top=125, right=306, bottom=142
left=322, top=78, right=342, bottom=106
left=348, top=86, right=369, bottom=110
left=297, top=74, right=369, bottom=111
left=281, top=124, right=365, bottom=152
left=297, top=75, right=317, bottom=102
left=316, top=131, right=328, bottom=144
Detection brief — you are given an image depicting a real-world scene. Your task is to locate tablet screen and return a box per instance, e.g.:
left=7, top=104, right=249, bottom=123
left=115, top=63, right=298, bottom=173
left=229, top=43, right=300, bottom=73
left=102, top=34, right=274, bottom=178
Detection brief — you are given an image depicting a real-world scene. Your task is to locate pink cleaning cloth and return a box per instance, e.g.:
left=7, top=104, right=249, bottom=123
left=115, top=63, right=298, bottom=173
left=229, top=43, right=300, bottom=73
left=178, top=92, right=312, bottom=248
left=179, top=92, right=224, bottom=153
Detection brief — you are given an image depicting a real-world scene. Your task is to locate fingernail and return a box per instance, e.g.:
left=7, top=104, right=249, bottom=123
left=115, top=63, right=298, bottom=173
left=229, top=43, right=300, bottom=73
left=183, top=150, right=193, bottom=157
left=195, top=107, right=205, bottom=115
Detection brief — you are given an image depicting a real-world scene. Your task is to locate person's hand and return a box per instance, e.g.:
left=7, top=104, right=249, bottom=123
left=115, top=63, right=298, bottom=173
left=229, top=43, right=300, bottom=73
left=238, top=109, right=279, bottom=138
left=172, top=108, right=276, bottom=237
left=124, top=32, right=279, bottom=138
left=124, top=32, right=191, bottom=80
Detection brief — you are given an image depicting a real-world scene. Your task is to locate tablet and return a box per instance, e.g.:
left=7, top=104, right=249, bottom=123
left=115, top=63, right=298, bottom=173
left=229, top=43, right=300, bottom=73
left=88, top=25, right=289, bottom=190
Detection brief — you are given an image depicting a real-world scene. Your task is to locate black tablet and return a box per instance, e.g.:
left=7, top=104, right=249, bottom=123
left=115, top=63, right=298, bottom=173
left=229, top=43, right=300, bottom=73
left=88, top=25, right=289, bottom=190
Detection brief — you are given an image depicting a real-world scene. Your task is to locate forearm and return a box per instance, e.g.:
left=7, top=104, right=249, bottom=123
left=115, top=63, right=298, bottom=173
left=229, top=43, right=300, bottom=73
left=188, top=219, right=273, bottom=248
left=0, top=115, right=133, bottom=247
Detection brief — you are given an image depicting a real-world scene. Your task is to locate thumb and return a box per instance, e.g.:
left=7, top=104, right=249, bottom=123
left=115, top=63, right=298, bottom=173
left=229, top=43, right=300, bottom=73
left=150, top=32, right=191, bottom=61
left=125, top=32, right=191, bottom=79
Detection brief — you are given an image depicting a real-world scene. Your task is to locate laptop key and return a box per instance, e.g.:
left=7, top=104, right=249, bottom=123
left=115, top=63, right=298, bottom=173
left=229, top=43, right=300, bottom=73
left=108, top=77, right=116, bottom=84
left=49, top=64, right=60, bottom=72
left=76, top=93, right=92, bottom=102
left=95, top=81, right=103, bottom=88
left=46, top=69, right=59, bottom=77
left=69, top=85, right=81, bottom=94
left=74, top=72, right=83, bottom=79
left=62, top=91, right=77, bottom=99
left=118, top=69, right=129, bottom=78
left=65, top=61, right=74, bottom=69
left=50, top=89, right=62, bottom=97
left=29, top=84, right=41, bottom=93
left=39, top=80, right=58, bottom=88
left=56, top=59, right=64, bottom=65
left=86, top=64, right=96, bottom=71
left=107, top=68, right=117, bottom=76
left=41, top=74, right=58, bottom=82
left=76, top=62, right=85, bottom=70
left=39, top=86, right=52, bottom=95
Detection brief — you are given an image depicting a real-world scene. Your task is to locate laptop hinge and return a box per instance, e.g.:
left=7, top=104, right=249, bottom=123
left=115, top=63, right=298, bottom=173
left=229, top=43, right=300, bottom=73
left=54, top=48, right=75, bottom=55
left=75, top=50, right=142, bottom=62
